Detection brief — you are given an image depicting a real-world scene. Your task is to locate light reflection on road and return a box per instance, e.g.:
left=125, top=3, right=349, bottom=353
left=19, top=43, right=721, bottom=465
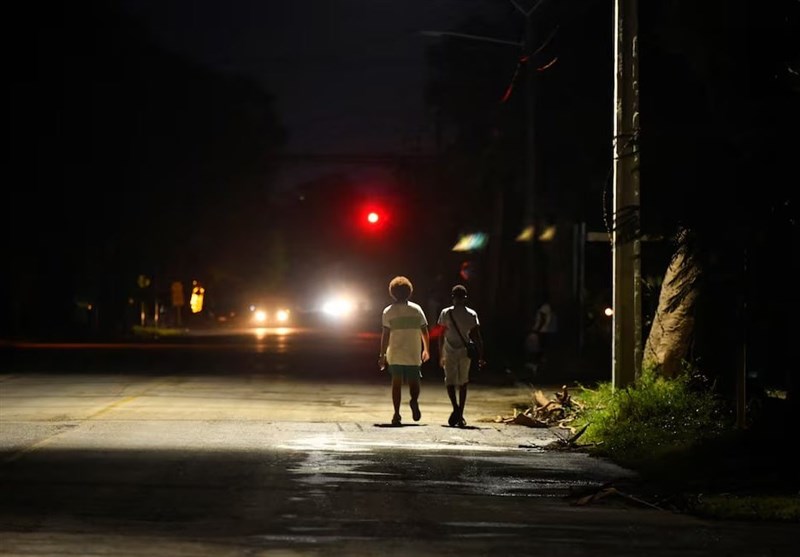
left=278, top=436, right=516, bottom=453
left=252, top=327, right=292, bottom=354
left=1, top=325, right=380, bottom=352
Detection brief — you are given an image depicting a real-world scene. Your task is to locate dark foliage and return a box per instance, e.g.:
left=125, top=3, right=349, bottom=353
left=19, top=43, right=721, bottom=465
left=6, top=0, right=287, bottom=338
left=639, top=0, right=798, bottom=398
left=424, top=0, right=798, bottom=398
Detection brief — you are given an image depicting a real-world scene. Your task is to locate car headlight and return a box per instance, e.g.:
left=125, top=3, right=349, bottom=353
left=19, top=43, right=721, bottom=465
left=322, top=297, right=355, bottom=319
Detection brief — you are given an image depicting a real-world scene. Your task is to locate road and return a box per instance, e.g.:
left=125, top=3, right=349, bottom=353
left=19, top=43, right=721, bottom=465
left=1, top=328, right=796, bottom=556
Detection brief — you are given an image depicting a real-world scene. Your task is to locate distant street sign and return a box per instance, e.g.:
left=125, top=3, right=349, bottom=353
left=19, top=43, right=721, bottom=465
left=171, top=281, right=185, bottom=307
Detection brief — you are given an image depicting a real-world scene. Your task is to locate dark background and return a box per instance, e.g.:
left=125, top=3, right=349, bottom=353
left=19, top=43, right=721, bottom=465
left=5, top=0, right=798, bottom=391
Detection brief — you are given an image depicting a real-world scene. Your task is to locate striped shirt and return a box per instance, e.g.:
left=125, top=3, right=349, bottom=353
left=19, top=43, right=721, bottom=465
left=381, top=301, right=428, bottom=365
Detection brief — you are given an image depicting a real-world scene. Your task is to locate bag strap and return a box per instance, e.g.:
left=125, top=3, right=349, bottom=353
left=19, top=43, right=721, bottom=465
left=448, top=310, right=470, bottom=348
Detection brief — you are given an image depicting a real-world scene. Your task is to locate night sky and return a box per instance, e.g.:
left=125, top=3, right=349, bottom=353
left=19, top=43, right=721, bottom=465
left=119, top=1, right=475, bottom=149
left=5, top=0, right=798, bottom=378
left=118, top=0, right=502, bottom=189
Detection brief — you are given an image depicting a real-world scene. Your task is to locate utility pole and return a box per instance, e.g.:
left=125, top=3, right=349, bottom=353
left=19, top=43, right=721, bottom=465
left=512, top=0, right=554, bottom=313
left=523, top=5, right=539, bottom=303
left=612, top=0, right=641, bottom=389
left=421, top=0, right=550, bottom=318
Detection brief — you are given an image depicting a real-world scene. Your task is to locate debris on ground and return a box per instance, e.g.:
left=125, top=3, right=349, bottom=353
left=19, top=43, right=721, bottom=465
left=571, top=484, right=666, bottom=511
left=495, top=385, right=582, bottom=431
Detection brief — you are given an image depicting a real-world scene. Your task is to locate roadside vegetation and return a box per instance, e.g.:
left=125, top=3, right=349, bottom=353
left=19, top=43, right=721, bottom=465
left=567, top=365, right=728, bottom=467
left=515, top=365, right=798, bottom=522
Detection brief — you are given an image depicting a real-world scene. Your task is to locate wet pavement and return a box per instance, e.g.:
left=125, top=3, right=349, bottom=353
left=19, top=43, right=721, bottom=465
left=1, top=340, right=797, bottom=555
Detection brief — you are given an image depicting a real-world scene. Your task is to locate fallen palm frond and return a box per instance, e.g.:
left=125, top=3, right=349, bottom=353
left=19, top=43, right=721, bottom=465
left=573, top=485, right=665, bottom=511
left=544, top=423, right=595, bottom=450
left=496, top=385, right=580, bottom=429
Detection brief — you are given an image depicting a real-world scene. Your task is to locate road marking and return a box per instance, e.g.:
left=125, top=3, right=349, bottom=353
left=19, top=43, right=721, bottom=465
left=85, top=394, right=140, bottom=420
left=3, top=434, right=62, bottom=463
left=2, top=378, right=172, bottom=463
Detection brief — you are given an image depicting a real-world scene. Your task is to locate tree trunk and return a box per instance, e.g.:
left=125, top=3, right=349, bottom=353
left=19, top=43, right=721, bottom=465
left=643, top=233, right=701, bottom=378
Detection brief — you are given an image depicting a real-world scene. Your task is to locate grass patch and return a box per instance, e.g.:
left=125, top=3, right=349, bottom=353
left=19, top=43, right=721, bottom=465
left=691, top=495, right=800, bottom=522
left=561, top=367, right=799, bottom=522
left=569, top=366, right=729, bottom=468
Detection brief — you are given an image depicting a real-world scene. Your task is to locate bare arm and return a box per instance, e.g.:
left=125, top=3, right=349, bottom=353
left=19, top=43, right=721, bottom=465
left=420, top=325, right=430, bottom=363
left=438, top=328, right=445, bottom=367
left=471, top=325, right=486, bottom=363
left=378, top=326, right=390, bottom=369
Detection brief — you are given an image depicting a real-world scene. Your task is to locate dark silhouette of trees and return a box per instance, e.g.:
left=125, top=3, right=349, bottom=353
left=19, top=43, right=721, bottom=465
left=639, top=0, right=798, bottom=406
left=423, top=0, right=798, bottom=408
left=7, top=0, right=287, bottom=338
left=423, top=0, right=613, bottom=368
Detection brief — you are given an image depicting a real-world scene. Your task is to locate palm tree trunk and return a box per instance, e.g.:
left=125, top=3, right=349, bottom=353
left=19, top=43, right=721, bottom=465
left=643, top=230, right=701, bottom=378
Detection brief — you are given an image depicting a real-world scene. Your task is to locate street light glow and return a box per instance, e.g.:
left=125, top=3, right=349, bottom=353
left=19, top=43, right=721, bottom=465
left=322, top=297, right=355, bottom=318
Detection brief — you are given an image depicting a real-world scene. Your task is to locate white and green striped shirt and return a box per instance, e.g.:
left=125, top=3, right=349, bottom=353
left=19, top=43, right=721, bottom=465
left=381, top=301, right=428, bottom=365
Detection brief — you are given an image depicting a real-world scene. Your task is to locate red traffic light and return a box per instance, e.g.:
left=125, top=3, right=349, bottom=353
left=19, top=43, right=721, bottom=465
left=360, top=204, right=388, bottom=231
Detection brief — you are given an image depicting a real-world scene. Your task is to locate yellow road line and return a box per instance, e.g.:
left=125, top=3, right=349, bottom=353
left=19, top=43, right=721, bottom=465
left=84, top=394, right=140, bottom=420
left=3, top=435, right=61, bottom=463
left=2, top=378, right=173, bottom=463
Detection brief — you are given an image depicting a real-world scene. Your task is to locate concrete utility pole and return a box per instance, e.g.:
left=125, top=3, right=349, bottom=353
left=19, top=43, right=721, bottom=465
left=612, top=0, right=641, bottom=389
left=523, top=3, right=539, bottom=301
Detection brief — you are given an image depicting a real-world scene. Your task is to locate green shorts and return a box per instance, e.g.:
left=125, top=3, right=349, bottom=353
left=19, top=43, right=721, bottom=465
left=387, top=364, right=422, bottom=382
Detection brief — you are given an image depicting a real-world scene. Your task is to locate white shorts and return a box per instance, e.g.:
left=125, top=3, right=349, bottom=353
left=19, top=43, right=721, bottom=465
left=443, top=348, right=471, bottom=386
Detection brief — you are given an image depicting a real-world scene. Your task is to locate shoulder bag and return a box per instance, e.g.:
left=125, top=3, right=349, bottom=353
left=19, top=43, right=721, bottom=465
left=449, top=310, right=478, bottom=360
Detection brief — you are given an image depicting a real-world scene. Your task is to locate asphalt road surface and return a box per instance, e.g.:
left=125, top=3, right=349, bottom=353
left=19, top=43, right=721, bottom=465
left=1, top=328, right=796, bottom=556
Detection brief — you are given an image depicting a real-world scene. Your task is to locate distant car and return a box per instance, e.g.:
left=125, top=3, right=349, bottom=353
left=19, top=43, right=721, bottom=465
left=245, top=300, right=293, bottom=328
left=313, top=290, right=377, bottom=330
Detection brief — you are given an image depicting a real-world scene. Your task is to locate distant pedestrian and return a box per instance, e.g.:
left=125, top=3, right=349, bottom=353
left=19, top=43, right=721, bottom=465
left=378, top=276, right=430, bottom=426
left=525, top=299, right=557, bottom=378
left=437, top=284, right=484, bottom=427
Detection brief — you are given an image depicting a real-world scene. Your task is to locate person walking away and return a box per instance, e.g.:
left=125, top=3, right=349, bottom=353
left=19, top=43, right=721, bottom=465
left=524, top=323, right=543, bottom=378
left=527, top=299, right=557, bottom=378
left=378, top=276, right=430, bottom=426
left=437, top=284, right=484, bottom=427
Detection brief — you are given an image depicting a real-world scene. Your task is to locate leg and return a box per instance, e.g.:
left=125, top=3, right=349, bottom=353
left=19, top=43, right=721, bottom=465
left=446, top=385, right=459, bottom=426
left=538, top=333, right=550, bottom=377
left=391, top=375, right=402, bottom=424
left=446, top=385, right=458, bottom=410
left=408, top=377, right=421, bottom=421
left=457, top=384, right=468, bottom=427
left=458, top=384, right=468, bottom=414
left=525, top=351, right=541, bottom=379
